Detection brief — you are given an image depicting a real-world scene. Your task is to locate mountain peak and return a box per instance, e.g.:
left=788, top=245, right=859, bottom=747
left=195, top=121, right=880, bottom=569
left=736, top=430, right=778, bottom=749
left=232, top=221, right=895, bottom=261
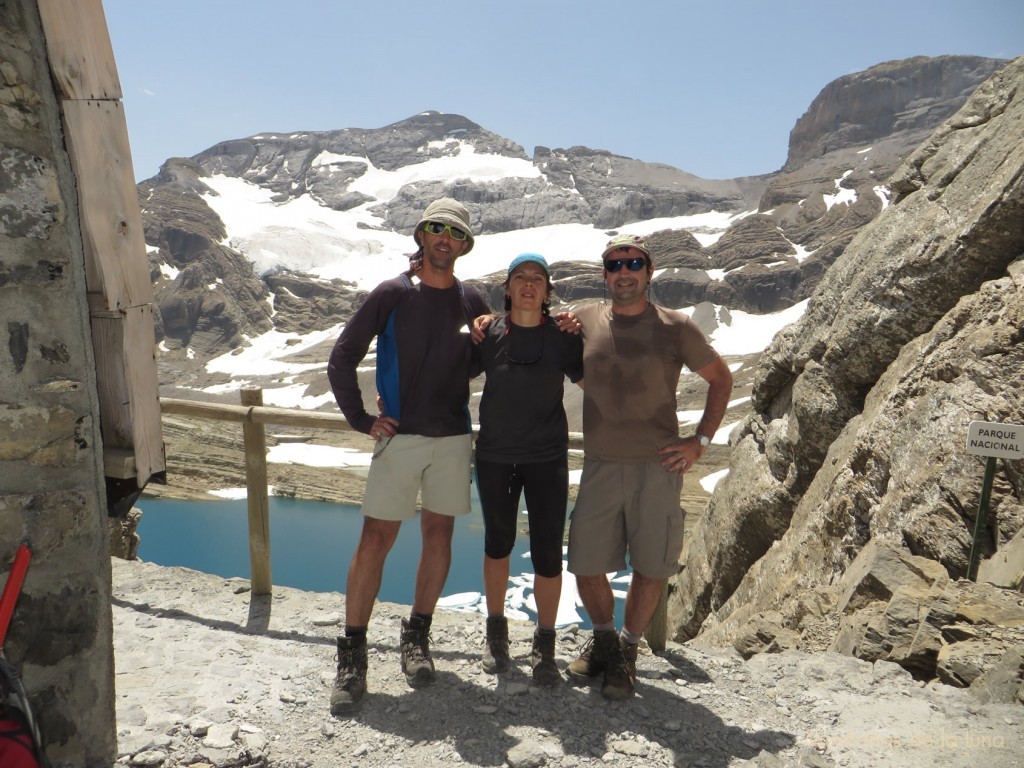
left=784, top=54, right=1008, bottom=171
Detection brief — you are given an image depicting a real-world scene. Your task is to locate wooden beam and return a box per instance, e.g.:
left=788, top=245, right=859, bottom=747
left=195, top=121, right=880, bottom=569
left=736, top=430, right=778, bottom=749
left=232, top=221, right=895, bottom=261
left=160, top=398, right=353, bottom=429
left=48, top=20, right=164, bottom=487
left=103, top=448, right=136, bottom=480
left=90, top=314, right=133, bottom=447
left=644, top=583, right=669, bottom=653
left=40, top=0, right=165, bottom=491
left=37, top=0, right=122, bottom=100
left=91, top=307, right=164, bottom=485
left=123, top=304, right=164, bottom=483
left=60, top=99, right=152, bottom=311
left=159, top=397, right=585, bottom=447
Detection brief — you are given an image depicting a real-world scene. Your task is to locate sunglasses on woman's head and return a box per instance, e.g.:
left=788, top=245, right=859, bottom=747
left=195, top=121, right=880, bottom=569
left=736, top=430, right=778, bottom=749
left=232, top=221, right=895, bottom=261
left=423, top=221, right=469, bottom=241
left=604, top=257, right=647, bottom=272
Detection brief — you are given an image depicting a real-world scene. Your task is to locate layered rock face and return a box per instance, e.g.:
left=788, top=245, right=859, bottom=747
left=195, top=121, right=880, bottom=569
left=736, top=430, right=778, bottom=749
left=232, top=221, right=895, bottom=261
left=761, top=56, right=1009, bottom=290
left=784, top=55, right=1008, bottom=171
left=138, top=56, right=1004, bottom=376
left=669, top=57, right=1024, bottom=702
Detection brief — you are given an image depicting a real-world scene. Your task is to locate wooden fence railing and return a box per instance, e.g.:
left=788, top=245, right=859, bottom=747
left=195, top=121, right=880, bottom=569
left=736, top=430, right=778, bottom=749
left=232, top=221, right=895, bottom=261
left=159, top=387, right=585, bottom=592
left=161, top=387, right=349, bottom=597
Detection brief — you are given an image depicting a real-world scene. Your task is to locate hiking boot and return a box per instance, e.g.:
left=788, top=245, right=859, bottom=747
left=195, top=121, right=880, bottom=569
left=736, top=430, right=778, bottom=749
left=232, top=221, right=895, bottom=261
left=566, top=629, right=617, bottom=682
left=330, top=635, right=368, bottom=715
left=601, top=637, right=636, bottom=701
left=530, top=629, right=562, bottom=686
left=481, top=616, right=511, bottom=674
left=623, top=640, right=638, bottom=679
left=400, top=618, right=436, bottom=687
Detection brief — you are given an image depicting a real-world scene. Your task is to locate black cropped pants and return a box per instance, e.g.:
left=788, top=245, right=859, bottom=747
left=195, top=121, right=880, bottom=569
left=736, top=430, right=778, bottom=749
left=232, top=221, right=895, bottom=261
left=475, top=456, right=569, bottom=578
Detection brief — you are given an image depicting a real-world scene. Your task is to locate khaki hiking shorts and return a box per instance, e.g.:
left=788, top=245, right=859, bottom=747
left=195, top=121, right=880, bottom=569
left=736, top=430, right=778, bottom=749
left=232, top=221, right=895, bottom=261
left=567, top=458, right=685, bottom=580
left=361, top=433, right=472, bottom=521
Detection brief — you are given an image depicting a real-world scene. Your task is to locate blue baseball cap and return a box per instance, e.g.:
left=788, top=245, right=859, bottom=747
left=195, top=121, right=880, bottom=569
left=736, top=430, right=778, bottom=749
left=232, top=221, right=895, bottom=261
left=507, top=253, right=550, bottom=277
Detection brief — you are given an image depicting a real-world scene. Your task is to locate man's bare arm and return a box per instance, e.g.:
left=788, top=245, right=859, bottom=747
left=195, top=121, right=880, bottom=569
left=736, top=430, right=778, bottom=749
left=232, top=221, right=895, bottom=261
left=660, top=355, right=733, bottom=474
left=694, top=355, right=733, bottom=442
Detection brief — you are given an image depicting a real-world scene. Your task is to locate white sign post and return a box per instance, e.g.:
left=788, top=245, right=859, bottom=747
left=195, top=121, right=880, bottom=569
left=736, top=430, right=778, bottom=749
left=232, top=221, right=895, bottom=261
left=966, top=421, right=1024, bottom=460
left=965, top=420, right=1024, bottom=581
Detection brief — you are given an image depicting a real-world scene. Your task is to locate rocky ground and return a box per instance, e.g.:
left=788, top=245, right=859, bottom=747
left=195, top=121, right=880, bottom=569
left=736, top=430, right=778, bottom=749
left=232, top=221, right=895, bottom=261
left=119, top=354, right=1022, bottom=767
left=112, top=558, right=1023, bottom=768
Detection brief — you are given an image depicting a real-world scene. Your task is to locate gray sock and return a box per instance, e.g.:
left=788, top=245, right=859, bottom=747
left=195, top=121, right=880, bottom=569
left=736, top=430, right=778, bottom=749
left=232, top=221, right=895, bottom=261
left=619, top=628, right=641, bottom=645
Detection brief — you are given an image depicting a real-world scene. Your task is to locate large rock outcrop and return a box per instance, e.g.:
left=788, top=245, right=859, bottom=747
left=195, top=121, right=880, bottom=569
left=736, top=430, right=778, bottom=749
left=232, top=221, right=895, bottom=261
left=761, top=55, right=1009, bottom=285
left=144, top=181, right=273, bottom=359
left=669, top=57, right=1024, bottom=699
left=784, top=55, right=1008, bottom=171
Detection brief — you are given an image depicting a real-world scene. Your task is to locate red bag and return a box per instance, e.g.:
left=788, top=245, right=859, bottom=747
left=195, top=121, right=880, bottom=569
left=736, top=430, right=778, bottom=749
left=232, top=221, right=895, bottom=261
left=0, top=709, right=41, bottom=768
left=0, top=545, right=45, bottom=767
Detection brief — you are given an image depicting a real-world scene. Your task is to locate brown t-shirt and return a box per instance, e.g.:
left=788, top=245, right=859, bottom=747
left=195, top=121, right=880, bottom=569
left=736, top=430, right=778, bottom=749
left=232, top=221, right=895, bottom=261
left=577, top=302, right=719, bottom=462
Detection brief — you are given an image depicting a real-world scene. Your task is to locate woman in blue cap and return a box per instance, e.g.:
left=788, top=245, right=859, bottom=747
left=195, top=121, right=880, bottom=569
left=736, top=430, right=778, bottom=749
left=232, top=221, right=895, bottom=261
left=472, top=253, right=583, bottom=684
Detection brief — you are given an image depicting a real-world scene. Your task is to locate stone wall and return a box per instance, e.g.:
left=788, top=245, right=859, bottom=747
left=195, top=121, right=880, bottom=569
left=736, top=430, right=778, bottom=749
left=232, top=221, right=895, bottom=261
left=0, top=1, right=116, bottom=765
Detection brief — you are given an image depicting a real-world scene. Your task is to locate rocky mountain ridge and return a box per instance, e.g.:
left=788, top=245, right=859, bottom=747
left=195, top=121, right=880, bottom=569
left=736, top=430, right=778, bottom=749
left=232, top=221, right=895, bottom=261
left=139, top=55, right=1007, bottom=376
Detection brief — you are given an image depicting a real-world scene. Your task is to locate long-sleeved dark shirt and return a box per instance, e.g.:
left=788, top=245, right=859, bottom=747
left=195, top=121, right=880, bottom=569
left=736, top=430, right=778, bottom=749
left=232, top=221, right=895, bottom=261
left=327, top=275, right=490, bottom=437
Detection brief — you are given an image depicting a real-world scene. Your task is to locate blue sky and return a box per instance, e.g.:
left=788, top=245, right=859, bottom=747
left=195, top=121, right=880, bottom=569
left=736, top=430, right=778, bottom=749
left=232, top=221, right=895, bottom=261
left=103, top=0, right=1023, bottom=182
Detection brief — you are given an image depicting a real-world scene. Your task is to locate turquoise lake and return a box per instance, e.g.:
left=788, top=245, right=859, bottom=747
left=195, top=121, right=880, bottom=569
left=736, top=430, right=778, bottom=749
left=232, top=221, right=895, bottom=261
left=134, top=496, right=626, bottom=629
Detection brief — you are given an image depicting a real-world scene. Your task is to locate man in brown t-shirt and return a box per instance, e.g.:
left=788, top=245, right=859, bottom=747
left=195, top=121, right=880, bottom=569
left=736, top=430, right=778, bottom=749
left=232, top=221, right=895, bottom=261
left=566, top=234, right=733, bottom=700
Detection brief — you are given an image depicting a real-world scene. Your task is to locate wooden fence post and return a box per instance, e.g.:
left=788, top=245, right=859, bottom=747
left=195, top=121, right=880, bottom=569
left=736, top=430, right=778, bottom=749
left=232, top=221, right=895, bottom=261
left=241, top=387, right=271, bottom=595
left=644, top=582, right=669, bottom=652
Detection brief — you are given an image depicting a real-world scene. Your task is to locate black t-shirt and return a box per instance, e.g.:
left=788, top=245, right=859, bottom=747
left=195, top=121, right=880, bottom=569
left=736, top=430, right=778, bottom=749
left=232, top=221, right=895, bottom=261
left=474, top=315, right=583, bottom=463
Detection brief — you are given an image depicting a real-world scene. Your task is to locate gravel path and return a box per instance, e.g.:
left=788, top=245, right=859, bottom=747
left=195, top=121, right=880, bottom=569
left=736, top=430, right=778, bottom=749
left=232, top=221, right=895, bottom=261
left=111, top=558, right=1023, bottom=768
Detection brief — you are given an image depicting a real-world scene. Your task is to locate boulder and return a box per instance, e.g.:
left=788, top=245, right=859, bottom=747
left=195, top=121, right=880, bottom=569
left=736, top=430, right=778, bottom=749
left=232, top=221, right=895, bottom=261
left=968, top=647, right=1024, bottom=705
left=836, top=538, right=948, bottom=612
left=730, top=611, right=802, bottom=659
left=978, top=527, right=1024, bottom=590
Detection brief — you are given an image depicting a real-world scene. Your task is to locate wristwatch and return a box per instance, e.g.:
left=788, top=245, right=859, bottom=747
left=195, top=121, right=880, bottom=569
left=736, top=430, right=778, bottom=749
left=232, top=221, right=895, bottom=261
left=696, top=433, right=711, bottom=448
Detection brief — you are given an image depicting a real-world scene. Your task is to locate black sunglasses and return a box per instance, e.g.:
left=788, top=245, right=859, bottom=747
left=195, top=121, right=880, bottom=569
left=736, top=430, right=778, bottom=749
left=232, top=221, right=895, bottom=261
left=423, top=221, right=469, bottom=241
left=604, top=257, right=647, bottom=272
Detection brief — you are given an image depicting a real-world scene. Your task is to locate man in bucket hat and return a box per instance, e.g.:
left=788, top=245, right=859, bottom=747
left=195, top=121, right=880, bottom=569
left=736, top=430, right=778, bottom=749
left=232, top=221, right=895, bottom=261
left=327, top=197, right=490, bottom=713
left=565, top=233, right=732, bottom=700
